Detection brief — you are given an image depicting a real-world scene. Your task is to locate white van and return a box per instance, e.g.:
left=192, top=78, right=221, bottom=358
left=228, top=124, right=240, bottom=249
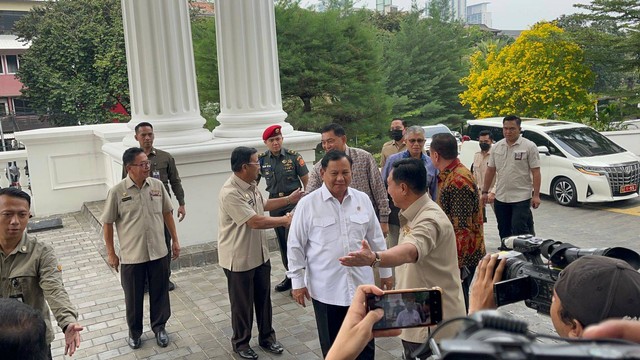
left=459, top=117, right=640, bottom=206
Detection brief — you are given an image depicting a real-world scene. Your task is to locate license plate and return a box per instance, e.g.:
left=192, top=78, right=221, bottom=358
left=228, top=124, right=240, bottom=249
left=620, top=184, right=638, bottom=193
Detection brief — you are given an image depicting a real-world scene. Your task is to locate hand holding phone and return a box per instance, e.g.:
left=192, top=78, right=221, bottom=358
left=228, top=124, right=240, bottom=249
left=365, top=288, right=443, bottom=330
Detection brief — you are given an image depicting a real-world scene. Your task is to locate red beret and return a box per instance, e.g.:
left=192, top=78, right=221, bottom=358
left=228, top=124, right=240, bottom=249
left=262, top=125, right=282, bottom=141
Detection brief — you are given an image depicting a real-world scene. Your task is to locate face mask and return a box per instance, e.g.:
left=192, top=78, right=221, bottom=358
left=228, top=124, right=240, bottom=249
left=390, top=129, right=404, bottom=141
left=479, top=143, right=491, bottom=152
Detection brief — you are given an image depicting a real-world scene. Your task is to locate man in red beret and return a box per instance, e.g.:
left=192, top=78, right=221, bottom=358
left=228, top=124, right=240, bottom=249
left=259, top=124, right=309, bottom=292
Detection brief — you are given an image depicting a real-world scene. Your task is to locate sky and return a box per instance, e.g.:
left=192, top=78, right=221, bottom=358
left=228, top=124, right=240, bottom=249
left=302, top=0, right=593, bottom=30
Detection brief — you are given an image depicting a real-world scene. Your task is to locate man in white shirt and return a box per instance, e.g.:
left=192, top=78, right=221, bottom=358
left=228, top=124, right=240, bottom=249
left=287, top=150, right=393, bottom=360
left=394, top=300, right=422, bottom=327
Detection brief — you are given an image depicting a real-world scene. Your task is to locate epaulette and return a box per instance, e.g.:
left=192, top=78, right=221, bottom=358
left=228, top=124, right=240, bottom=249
left=258, top=152, right=267, bottom=158
left=287, top=149, right=298, bottom=155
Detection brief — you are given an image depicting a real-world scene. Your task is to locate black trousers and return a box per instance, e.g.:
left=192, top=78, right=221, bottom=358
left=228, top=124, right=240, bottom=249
left=460, top=266, right=476, bottom=313
left=224, top=261, right=276, bottom=352
left=402, top=339, right=431, bottom=360
left=494, top=199, right=535, bottom=240
left=312, top=298, right=375, bottom=359
left=121, top=257, right=171, bottom=338
left=269, top=202, right=295, bottom=271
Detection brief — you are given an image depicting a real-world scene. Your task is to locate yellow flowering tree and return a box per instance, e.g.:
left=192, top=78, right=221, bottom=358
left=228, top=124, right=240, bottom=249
left=460, top=22, right=595, bottom=120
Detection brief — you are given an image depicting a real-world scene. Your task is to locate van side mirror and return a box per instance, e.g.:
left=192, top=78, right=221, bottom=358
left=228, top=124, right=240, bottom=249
left=537, top=146, right=550, bottom=155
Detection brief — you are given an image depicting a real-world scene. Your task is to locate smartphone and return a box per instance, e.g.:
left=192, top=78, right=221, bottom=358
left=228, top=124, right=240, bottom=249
left=365, top=288, right=443, bottom=330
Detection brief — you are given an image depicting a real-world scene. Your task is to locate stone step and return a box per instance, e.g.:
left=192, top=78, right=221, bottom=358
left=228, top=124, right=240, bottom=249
left=79, top=200, right=280, bottom=270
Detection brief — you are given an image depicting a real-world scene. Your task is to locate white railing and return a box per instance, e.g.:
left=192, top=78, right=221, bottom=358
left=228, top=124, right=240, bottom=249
left=0, top=149, right=30, bottom=195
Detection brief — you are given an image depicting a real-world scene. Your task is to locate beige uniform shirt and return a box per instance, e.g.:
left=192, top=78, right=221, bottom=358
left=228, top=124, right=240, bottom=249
left=488, top=136, right=541, bottom=203
left=380, top=140, right=406, bottom=168
left=0, top=233, right=78, bottom=344
left=218, top=174, right=269, bottom=272
left=472, top=150, right=496, bottom=194
left=395, top=193, right=467, bottom=343
left=101, top=176, right=173, bottom=264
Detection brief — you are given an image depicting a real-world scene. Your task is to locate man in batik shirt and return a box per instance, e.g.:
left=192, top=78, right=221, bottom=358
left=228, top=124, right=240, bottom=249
left=429, top=133, right=486, bottom=312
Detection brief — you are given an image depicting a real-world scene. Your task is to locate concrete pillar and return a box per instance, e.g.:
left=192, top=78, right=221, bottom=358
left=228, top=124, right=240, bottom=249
left=212, top=0, right=293, bottom=138
left=121, top=0, right=212, bottom=146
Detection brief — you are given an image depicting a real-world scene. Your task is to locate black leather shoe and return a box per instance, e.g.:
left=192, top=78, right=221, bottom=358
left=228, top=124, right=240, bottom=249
left=127, top=336, right=141, bottom=349
left=274, top=278, right=291, bottom=292
left=236, top=347, right=259, bottom=359
left=168, top=281, right=176, bottom=291
left=260, top=341, right=284, bottom=354
left=155, top=329, right=169, bottom=347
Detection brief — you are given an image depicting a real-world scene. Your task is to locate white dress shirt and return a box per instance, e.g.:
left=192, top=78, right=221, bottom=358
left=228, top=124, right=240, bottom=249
left=287, top=184, right=392, bottom=306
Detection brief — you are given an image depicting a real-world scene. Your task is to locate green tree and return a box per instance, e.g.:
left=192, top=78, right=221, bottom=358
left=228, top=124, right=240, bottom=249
left=383, top=8, right=471, bottom=127
left=191, top=16, right=219, bottom=130
left=276, top=2, right=391, bottom=138
left=14, top=0, right=128, bottom=126
left=460, top=22, right=595, bottom=120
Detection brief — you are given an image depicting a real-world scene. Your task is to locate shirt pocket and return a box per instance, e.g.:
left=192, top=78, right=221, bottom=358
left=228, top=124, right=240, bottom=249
left=348, top=213, right=370, bottom=242
left=8, top=270, right=38, bottom=302
left=313, top=216, right=336, bottom=228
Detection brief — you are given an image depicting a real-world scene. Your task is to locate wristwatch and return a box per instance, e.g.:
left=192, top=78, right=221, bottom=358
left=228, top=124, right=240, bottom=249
left=370, top=252, right=381, bottom=268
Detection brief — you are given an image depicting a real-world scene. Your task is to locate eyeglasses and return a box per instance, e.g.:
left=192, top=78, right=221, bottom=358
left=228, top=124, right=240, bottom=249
left=130, top=161, right=151, bottom=168
left=407, top=139, right=425, bottom=144
left=246, top=162, right=261, bottom=166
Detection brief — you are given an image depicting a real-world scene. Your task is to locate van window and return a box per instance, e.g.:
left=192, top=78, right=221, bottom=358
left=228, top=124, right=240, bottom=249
left=547, top=127, right=626, bottom=157
left=467, top=125, right=504, bottom=142
left=522, top=131, right=564, bottom=157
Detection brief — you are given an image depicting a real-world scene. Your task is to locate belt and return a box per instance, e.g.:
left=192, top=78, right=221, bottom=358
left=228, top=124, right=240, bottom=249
left=270, top=191, right=293, bottom=198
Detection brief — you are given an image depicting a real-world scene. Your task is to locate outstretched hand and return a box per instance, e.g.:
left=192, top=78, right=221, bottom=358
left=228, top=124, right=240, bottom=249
left=64, top=323, right=84, bottom=356
left=339, top=240, right=375, bottom=267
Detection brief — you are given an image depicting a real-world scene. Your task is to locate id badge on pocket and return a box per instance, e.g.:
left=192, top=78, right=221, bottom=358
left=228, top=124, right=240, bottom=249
left=514, top=151, right=525, bottom=160
left=152, top=170, right=160, bottom=179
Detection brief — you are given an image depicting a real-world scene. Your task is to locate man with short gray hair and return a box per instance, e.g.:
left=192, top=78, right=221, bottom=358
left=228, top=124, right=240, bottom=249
left=381, top=126, right=438, bottom=248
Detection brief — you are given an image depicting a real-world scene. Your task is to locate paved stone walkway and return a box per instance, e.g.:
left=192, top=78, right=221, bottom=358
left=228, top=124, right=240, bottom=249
left=42, top=205, right=557, bottom=360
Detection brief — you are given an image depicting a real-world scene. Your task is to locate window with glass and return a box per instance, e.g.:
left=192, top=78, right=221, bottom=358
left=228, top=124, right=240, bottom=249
left=5, top=55, right=18, bottom=74
left=547, top=127, right=625, bottom=157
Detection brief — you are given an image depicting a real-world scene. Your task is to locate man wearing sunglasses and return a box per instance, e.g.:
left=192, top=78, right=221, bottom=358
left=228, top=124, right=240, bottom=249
left=381, top=126, right=438, bottom=249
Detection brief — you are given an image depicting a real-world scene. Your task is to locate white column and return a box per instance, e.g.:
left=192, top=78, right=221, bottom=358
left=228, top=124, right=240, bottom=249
left=212, top=0, right=293, bottom=138
left=121, top=0, right=212, bottom=146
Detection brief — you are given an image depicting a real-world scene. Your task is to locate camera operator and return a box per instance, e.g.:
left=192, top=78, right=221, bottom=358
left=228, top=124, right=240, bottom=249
left=326, top=284, right=640, bottom=360
left=469, top=254, right=640, bottom=338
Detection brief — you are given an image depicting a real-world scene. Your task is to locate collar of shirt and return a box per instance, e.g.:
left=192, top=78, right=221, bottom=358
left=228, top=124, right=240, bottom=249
left=474, top=149, right=492, bottom=157
left=3, top=232, right=29, bottom=257
left=400, top=150, right=428, bottom=161
left=125, top=175, right=152, bottom=189
left=507, top=135, right=524, bottom=147
left=150, top=148, right=157, bottom=157
left=399, top=193, right=431, bottom=223
left=267, top=149, right=285, bottom=159
left=231, top=174, right=257, bottom=191
left=320, top=183, right=353, bottom=203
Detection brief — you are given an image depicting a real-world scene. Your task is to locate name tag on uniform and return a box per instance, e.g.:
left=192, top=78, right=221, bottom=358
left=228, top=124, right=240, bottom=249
left=121, top=196, right=132, bottom=202
left=150, top=190, right=162, bottom=197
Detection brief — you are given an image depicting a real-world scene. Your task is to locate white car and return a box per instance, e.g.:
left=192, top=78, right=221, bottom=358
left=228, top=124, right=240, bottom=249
left=459, top=118, right=640, bottom=206
left=422, top=124, right=461, bottom=153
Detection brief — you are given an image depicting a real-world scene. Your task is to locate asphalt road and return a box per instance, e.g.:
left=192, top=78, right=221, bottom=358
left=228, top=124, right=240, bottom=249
left=480, top=194, right=640, bottom=341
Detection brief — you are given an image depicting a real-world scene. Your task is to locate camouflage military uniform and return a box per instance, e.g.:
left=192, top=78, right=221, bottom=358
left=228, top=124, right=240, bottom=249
left=258, top=148, right=308, bottom=271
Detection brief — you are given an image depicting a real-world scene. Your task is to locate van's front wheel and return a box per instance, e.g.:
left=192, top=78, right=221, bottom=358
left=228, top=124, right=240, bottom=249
left=552, top=177, right=578, bottom=206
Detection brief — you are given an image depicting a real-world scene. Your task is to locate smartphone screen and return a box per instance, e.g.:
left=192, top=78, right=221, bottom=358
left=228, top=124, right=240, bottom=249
left=366, top=288, right=443, bottom=330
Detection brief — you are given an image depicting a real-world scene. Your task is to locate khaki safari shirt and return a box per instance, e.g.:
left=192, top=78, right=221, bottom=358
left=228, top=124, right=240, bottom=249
left=380, top=140, right=406, bottom=168
left=121, top=148, right=185, bottom=206
left=488, top=136, right=540, bottom=203
left=0, top=233, right=78, bottom=344
left=218, top=174, right=269, bottom=272
left=396, top=193, right=467, bottom=343
left=472, top=150, right=496, bottom=195
left=259, top=148, right=308, bottom=197
left=101, top=176, right=173, bottom=264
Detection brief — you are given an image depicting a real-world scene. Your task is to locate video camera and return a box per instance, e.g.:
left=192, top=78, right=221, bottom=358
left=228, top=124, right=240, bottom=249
left=429, top=310, right=640, bottom=359
left=493, top=235, right=640, bottom=314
